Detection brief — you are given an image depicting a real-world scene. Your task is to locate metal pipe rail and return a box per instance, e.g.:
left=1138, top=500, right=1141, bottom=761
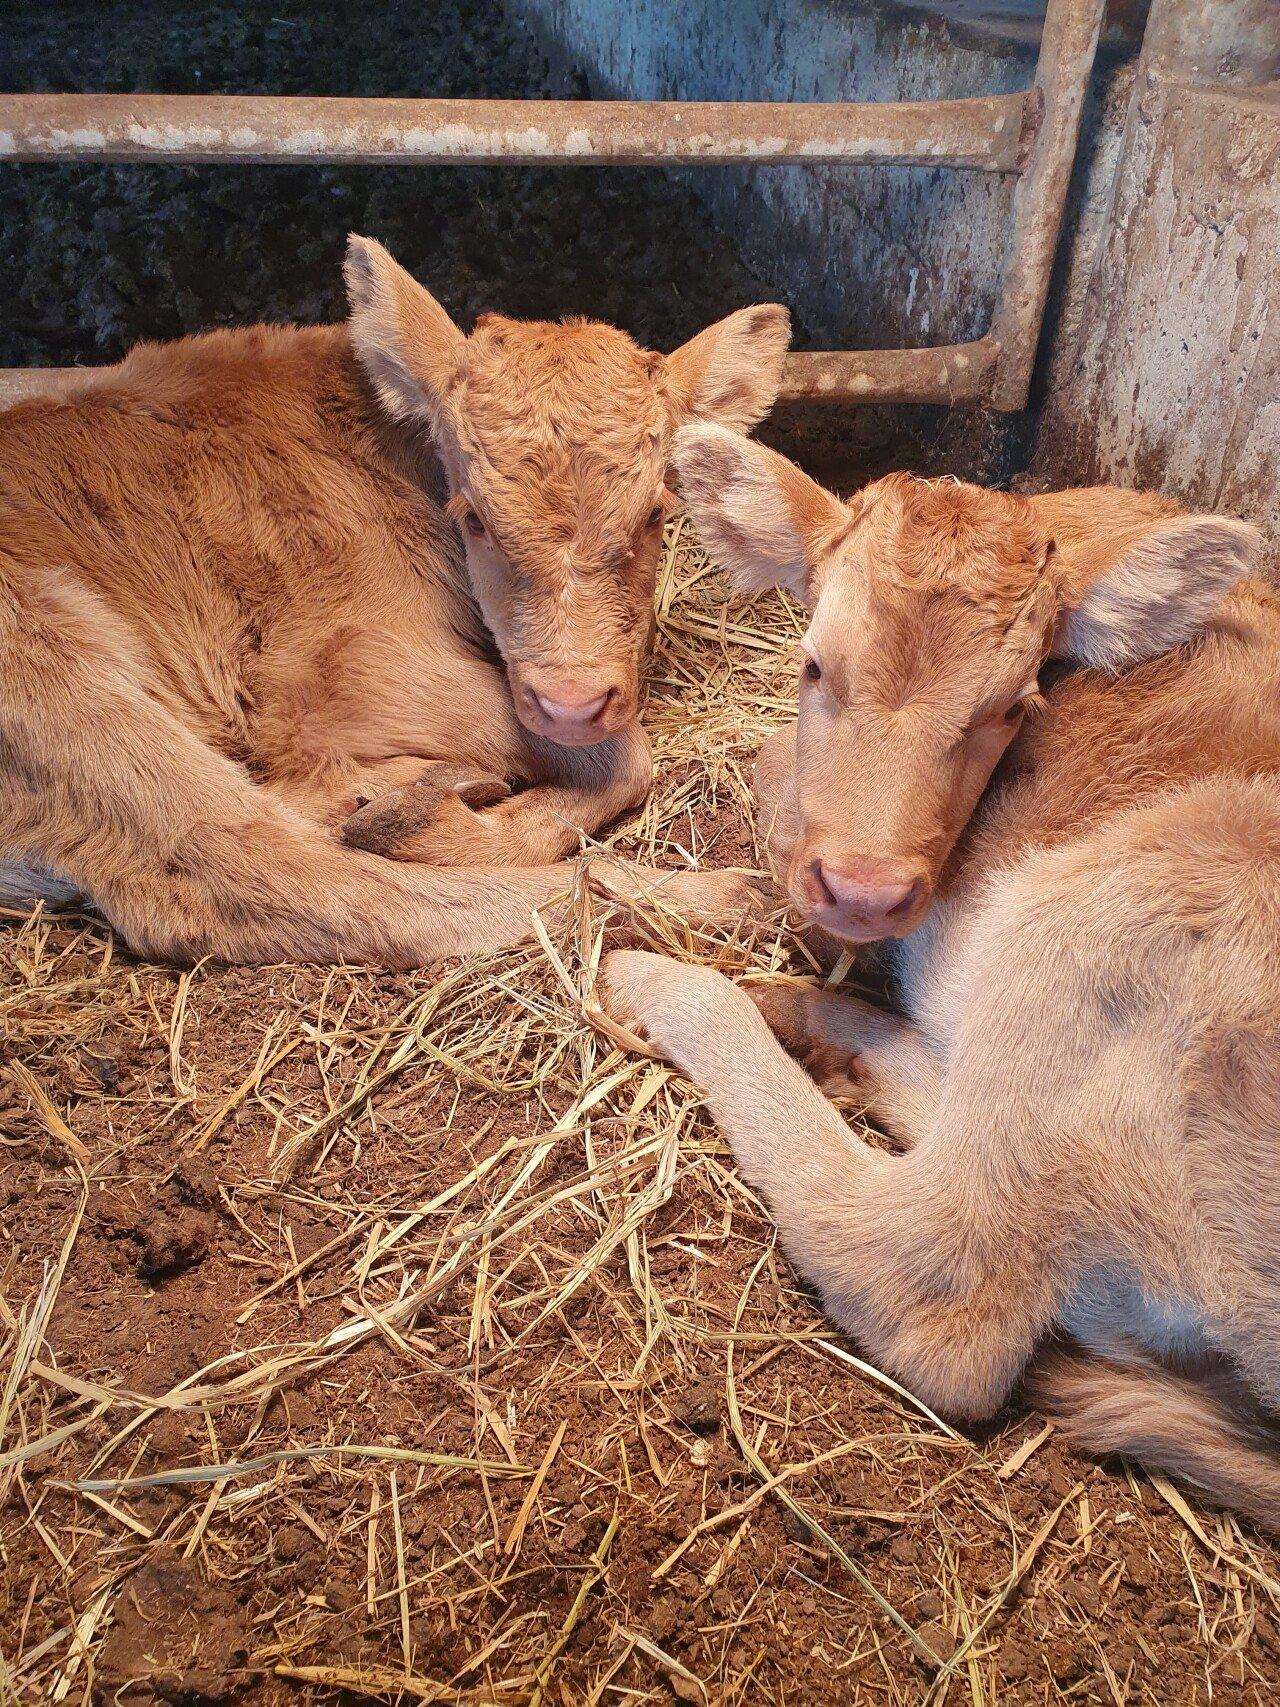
left=0, top=91, right=1030, bottom=171
left=0, top=0, right=1104, bottom=411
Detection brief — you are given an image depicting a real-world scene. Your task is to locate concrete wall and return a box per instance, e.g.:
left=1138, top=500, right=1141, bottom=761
left=514, top=0, right=1143, bottom=487
left=517, top=0, right=1035, bottom=355
left=1032, top=0, right=1280, bottom=565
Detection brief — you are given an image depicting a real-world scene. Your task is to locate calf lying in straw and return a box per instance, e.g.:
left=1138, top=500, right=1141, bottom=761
left=603, top=429, right=1280, bottom=1529
left=0, top=240, right=789, bottom=964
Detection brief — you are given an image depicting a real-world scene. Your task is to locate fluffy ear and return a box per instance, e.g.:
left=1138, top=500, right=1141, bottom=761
left=344, top=234, right=467, bottom=424
left=665, top=304, right=791, bottom=434
left=672, top=423, right=849, bottom=603
left=1056, top=515, right=1261, bottom=669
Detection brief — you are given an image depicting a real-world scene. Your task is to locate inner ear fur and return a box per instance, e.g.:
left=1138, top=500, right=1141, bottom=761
left=344, top=234, right=467, bottom=426
left=672, top=423, right=850, bottom=602
left=664, top=305, right=792, bottom=436
left=1053, top=512, right=1262, bottom=669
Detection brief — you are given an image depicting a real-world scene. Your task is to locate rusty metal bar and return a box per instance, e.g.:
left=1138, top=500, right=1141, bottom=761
left=0, top=90, right=1029, bottom=171
left=0, top=0, right=1104, bottom=411
left=783, top=340, right=1000, bottom=407
left=988, top=0, right=1106, bottom=409
left=0, top=342, right=1003, bottom=413
left=0, top=369, right=91, bottom=406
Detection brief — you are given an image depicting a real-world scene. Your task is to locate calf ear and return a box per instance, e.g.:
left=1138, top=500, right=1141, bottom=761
left=665, top=305, right=791, bottom=434
left=344, top=235, right=466, bottom=426
left=672, top=424, right=848, bottom=603
left=1057, top=515, right=1261, bottom=669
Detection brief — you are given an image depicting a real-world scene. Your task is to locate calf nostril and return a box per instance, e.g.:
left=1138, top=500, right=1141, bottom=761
left=809, top=859, right=838, bottom=909
left=883, top=880, right=923, bottom=919
left=533, top=688, right=611, bottom=725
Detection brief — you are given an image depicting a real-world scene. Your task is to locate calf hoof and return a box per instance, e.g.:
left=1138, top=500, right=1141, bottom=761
left=595, top=948, right=668, bottom=1039
left=748, top=980, right=869, bottom=1100
left=594, top=949, right=746, bottom=1065
left=341, top=764, right=510, bottom=861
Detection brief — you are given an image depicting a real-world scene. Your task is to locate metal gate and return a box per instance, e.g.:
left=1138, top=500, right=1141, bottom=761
left=0, top=0, right=1104, bottom=410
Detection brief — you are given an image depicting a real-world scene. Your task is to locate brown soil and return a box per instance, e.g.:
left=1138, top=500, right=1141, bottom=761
left=4, top=534, right=1280, bottom=1706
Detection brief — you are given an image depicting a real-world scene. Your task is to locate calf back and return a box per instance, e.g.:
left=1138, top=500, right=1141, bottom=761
left=0, top=324, right=465, bottom=763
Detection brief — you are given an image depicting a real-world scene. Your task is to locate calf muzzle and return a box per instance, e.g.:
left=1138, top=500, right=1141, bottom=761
left=513, top=670, right=634, bottom=747
left=794, top=855, right=932, bottom=942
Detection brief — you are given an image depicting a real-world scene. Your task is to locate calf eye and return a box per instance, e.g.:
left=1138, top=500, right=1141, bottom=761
left=803, top=656, right=822, bottom=684
left=646, top=504, right=664, bottom=531
left=462, top=507, right=486, bottom=540
left=1003, top=698, right=1026, bottom=722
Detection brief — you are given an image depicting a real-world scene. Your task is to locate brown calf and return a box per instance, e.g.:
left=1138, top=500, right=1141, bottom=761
left=604, top=430, right=1280, bottom=1530
left=0, top=240, right=789, bottom=964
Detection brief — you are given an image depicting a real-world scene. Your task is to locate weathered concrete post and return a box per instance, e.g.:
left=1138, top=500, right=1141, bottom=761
left=1033, top=0, right=1280, bottom=566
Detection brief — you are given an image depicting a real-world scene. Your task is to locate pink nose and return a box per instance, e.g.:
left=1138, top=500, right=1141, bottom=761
left=801, top=859, right=929, bottom=939
left=532, top=687, right=610, bottom=726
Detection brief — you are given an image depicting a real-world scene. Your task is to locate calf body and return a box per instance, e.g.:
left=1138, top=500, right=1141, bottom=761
left=0, top=240, right=789, bottom=963
left=605, top=442, right=1280, bottom=1529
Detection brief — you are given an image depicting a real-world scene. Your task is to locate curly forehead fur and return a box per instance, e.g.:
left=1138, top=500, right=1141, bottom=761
left=858, top=472, right=1058, bottom=625
left=448, top=316, right=668, bottom=566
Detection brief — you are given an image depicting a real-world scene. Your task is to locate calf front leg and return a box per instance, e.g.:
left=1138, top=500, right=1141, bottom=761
left=750, top=981, right=942, bottom=1149
left=598, top=950, right=1046, bottom=1420
left=340, top=721, right=654, bottom=868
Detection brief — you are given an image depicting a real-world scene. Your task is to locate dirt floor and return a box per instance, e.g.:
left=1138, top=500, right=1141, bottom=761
left=3, top=3, right=1280, bottom=1704
left=4, top=527, right=1280, bottom=1707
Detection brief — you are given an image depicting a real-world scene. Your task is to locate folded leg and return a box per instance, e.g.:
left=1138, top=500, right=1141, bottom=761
left=339, top=722, right=654, bottom=867
left=750, top=981, right=942, bottom=1148
left=598, top=950, right=1048, bottom=1420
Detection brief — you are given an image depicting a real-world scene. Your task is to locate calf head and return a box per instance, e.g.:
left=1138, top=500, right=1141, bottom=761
left=345, top=235, right=790, bottom=747
left=675, top=426, right=1261, bottom=942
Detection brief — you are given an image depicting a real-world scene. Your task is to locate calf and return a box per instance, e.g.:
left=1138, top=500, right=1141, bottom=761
left=603, top=429, right=1280, bottom=1529
left=0, top=240, right=789, bottom=964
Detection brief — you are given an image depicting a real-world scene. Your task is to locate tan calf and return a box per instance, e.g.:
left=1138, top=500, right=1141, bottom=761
left=603, top=430, right=1280, bottom=1529
left=0, top=241, right=789, bottom=964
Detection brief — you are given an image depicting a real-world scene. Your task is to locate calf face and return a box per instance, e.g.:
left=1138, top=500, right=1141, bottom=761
left=345, top=236, right=791, bottom=748
left=675, top=426, right=1259, bottom=942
